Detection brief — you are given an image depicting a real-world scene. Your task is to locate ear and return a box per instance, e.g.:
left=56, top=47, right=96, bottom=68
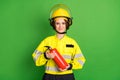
left=49, top=18, right=56, bottom=30
left=49, top=18, right=54, bottom=26
left=68, top=18, right=72, bottom=26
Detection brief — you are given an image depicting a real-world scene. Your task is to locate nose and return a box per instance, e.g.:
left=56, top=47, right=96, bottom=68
left=58, top=23, right=62, bottom=27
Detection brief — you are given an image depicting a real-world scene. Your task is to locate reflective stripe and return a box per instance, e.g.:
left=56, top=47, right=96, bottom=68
left=33, top=50, right=42, bottom=62
left=34, top=50, right=41, bottom=54
left=46, top=66, right=59, bottom=72
left=74, top=53, right=83, bottom=58
left=62, top=55, right=71, bottom=59
left=78, top=60, right=84, bottom=66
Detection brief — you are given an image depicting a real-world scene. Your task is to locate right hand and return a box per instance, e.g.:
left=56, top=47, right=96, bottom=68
left=45, top=51, right=55, bottom=59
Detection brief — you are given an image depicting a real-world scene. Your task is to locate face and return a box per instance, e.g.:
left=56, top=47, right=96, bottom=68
left=54, top=17, right=67, bottom=33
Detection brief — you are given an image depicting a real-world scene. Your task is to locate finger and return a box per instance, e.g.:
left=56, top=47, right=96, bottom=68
left=59, top=68, right=66, bottom=71
left=50, top=53, right=55, bottom=59
left=66, top=64, right=70, bottom=69
left=46, top=53, right=50, bottom=58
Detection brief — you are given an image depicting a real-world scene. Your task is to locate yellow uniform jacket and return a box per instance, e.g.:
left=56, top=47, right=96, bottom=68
left=32, top=35, right=86, bottom=75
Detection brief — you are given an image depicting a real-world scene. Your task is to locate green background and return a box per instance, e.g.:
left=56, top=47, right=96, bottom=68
left=0, top=0, right=120, bottom=80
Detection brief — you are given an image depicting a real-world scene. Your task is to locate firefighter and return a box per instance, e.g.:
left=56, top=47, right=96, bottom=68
left=32, top=4, right=86, bottom=80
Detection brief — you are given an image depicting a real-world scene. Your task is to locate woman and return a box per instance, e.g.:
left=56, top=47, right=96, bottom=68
left=32, top=4, right=86, bottom=80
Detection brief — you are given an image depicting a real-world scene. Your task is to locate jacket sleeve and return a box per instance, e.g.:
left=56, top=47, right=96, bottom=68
left=70, top=41, right=86, bottom=69
left=32, top=39, right=48, bottom=66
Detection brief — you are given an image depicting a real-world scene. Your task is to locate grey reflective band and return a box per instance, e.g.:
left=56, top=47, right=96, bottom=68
left=62, top=53, right=83, bottom=59
left=78, top=60, right=84, bottom=66
left=33, top=50, right=42, bottom=62
left=46, top=66, right=59, bottom=72
left=62, top=55, right=72, bottom=59
left=34, top=50, right=41, bottom=54
left=74, top=53, right=83, bottom=58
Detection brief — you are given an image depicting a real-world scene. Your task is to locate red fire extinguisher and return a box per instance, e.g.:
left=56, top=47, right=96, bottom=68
left=45, top=46, right=68, bottom=70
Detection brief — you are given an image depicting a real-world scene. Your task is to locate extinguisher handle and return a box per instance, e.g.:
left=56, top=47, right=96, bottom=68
left=44, top=46, right=51, bottom=50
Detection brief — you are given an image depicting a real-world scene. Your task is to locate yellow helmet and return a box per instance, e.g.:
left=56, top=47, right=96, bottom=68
left=50, top=4, right=72, bottom=19
left=49, top=4, right=73, bottom=26
left=51, top=8, right=70, bottom=18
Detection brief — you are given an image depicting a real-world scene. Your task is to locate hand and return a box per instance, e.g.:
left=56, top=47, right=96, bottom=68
left=58, top=64, right=70, bottom=71
left=45, top=51, right=55, bottom=59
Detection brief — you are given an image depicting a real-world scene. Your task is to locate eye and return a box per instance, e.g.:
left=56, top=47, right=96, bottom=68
left=62, top=22, right=66, bottom=25
left=55, top=22, right=60, bottom=25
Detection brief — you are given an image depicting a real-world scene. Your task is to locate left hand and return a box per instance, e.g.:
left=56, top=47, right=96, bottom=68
left=58, top=64, right=70, bottom=71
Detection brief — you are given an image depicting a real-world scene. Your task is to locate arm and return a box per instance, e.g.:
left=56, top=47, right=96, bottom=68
left=70, top=42, right=86, bottom=69
left=32, top=40, right=48, bottom=66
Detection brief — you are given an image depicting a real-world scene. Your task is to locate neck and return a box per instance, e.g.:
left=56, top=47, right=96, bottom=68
left=56, top=33, right=65, bottom=39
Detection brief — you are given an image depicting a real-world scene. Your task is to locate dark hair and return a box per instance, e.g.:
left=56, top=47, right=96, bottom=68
left=49, top=17, right=72, bottom=30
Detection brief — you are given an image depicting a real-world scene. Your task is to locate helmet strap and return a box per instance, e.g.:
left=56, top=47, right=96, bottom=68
left=55, top=30, right=67, bottom=34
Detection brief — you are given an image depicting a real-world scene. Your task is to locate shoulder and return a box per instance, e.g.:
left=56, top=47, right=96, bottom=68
left=65, top=35, right=77, bottom=43
left=42, top=35, right=55, bottom=41
left=38, top=35, right=54, bottom=45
